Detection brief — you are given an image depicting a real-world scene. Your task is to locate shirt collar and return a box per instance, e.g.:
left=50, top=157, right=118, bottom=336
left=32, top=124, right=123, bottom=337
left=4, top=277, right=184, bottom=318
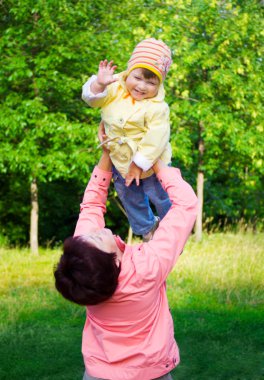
left=114, top=235, right=126, bottom=252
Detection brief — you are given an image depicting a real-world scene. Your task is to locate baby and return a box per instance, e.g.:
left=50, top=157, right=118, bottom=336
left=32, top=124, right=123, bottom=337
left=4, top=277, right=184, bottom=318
left=82, top=38, right=172, bottom=241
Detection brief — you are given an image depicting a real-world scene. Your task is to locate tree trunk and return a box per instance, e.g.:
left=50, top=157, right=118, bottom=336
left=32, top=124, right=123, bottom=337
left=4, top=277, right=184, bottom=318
left=195, top=122, right=205, bottom=242
left=30, top=178, right=39, bottom=255
left=30, top=22, right=40, bottom=255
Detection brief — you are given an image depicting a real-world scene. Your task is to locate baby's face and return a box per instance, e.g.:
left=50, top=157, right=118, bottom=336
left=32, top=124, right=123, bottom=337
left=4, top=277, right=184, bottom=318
left=125, top=68, right=160, bottom=101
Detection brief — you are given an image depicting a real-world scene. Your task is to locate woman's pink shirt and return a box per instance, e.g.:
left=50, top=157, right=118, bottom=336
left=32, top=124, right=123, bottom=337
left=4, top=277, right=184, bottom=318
left=74, top=166, right=198, bottom=380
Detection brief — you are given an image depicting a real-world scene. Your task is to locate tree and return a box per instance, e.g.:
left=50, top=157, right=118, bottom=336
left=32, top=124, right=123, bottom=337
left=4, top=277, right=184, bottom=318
left=0, top=0, right=99, bottom=252
left=0, top=0, right=263, bottom=248
left=130, top=0, right=264, bottom=238
left=170, top=0, right=264, bottom=238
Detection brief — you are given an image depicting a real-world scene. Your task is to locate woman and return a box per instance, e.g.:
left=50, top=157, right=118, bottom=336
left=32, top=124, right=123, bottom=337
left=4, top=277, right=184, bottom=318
left=54, top=149, right=198, bottom=380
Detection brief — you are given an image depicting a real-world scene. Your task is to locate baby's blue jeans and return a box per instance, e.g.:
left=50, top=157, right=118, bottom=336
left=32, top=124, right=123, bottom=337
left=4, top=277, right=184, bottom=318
left=112, top=166, right=172, bottom=236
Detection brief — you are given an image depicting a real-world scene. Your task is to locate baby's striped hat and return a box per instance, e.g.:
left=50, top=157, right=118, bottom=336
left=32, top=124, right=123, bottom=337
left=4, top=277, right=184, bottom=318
left=127, top=38, right=172, bottom=82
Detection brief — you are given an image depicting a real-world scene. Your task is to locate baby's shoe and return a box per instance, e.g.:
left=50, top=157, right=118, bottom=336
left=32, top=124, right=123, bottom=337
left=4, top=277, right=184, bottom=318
left=142, top=216, right=160, bottom=242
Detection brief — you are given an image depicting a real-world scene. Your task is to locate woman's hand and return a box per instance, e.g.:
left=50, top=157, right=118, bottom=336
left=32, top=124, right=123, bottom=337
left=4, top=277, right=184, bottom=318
left=97, top=121, right=110, bottom=153
left=97, top=150, right=112, bottom=172
left=98, top=120, right=107, bottom=144
left=152, top=159, right=167, bottom=174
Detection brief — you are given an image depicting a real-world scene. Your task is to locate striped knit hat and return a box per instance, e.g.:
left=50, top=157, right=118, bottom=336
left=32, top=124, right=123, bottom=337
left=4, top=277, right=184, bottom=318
left=127, top=38, right=172, bottom=82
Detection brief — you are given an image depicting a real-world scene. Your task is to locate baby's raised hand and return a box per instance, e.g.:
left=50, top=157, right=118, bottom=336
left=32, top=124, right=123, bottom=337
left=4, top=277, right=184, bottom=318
left=97, top=60, right=118, bottom=87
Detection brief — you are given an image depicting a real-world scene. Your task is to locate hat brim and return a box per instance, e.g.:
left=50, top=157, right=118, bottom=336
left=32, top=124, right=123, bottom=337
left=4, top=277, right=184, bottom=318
left=127, top=64, right=163, bottom=82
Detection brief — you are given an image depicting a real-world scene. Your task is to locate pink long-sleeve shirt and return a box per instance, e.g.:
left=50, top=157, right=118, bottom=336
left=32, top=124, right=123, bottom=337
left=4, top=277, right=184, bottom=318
left=74, top=166, right=198, bottom=380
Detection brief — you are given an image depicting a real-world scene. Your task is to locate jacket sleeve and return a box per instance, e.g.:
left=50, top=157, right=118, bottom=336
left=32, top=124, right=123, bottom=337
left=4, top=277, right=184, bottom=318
left=142, top=167, right=198, bottom=283
left=133, top=102, right=170, bottom=171
left=82, top=75, right=117, bottom=108
left=74, top=166, right=112, bottom=236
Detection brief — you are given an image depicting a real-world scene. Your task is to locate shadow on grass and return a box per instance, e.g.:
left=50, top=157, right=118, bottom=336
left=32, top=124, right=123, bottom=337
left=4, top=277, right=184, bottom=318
left=0, top=286, right=263, bottom=380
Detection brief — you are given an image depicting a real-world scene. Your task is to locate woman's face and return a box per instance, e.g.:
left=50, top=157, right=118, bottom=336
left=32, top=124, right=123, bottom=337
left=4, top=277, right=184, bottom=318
left=82, top=228, right=118, bottom=254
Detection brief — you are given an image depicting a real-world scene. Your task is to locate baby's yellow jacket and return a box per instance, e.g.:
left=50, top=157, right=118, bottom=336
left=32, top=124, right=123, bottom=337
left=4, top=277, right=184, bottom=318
left=82, top=71, right=172, bottom=178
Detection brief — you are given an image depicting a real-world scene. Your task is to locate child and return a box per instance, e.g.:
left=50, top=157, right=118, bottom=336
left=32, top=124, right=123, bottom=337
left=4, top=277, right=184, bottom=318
left=82, top=38, right=172, bottom=241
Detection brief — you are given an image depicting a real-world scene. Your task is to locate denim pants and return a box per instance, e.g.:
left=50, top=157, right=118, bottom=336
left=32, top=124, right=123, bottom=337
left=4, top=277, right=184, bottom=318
left=112, top=166, right=172, bottom=235
left=83, top=371, right=173, bottom=380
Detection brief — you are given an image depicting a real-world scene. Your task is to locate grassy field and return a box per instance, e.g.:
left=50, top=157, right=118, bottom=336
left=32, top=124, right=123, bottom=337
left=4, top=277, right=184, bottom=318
left=0, top=233, right=263, bottom=380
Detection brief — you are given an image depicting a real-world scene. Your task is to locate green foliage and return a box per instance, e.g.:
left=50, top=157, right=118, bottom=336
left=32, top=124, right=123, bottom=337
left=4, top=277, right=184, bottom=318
left=0, top=233, right=263, bottom=379
left=1, top=0, right=104, bottom=177
left=140, top=0, right=264, bottom=227
left=0, top=0, right=263, bottom=244
left=0, top=175, right=30, bottom=245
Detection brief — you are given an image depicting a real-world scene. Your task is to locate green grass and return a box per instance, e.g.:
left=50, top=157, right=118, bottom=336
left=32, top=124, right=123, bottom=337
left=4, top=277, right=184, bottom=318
left=0, top=233, right=263, bottom=380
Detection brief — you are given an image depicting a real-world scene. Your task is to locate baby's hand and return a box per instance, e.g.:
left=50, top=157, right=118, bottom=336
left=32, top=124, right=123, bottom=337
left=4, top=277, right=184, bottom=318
left=125, top=162, right=142, bottom=187
left=97, top=60, right=118, bottom=87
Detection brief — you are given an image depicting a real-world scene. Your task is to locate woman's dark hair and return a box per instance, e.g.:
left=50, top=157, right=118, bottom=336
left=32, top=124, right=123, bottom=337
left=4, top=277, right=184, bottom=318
left=54, top=236, right=121, bottom=306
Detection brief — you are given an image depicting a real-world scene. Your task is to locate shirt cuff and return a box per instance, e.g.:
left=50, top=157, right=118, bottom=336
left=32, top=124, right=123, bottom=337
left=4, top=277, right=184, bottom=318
left=92, top=166, right=112, bottom=186
left=133, top=152, right=153, bottom=171
left=82, top=75, right=108, bottom=100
